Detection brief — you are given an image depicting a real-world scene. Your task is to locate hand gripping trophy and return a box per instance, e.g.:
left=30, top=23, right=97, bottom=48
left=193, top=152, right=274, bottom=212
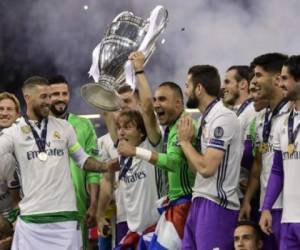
left=81, top=6, right=168, bottom=111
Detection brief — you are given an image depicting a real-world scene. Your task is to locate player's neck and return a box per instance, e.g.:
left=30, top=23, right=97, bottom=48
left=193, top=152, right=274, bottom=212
left=26, top=110, right=41, bottom=121
left=199, top=95, right=216, bottom=113
left=295, top=100, right=300, bottom=111
left=235, top=92, right=250, bottom=106
left=269, top=90, right=284, bottom=111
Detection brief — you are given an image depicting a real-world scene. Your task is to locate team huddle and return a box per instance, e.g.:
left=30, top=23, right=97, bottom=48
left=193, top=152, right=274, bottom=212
left=0, top=51, right=300, bottom=250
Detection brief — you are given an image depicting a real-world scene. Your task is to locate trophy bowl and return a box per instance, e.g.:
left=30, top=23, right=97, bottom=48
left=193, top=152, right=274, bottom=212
left=81, top=6, right=168, bottom=111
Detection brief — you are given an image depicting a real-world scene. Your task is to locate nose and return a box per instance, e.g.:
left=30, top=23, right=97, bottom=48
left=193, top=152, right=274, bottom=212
left=0, top=108, right=9, bottom=116
left=153, top=99, right=159, bottom=109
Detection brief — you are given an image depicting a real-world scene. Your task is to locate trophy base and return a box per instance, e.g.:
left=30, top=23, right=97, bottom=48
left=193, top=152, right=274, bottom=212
left=81, top=83, right=121, bottom=111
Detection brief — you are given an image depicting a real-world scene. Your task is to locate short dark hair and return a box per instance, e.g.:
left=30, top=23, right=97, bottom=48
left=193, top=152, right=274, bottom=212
left=235, top=220, right=263, bottom=241
left=227, top=65, right=251, bottom=83
left=118, top=110, right=147, bottom=141
left=158, top=81, right=184, bottom=103
left=188, top=65, right=221, bottom=97
left=250, top=53, right=288, bottom=74
left=283, top=55, right=300, bottom=82
left=22, top=76, right=49, bottom=92
left=117, top=84, right=139, bottom=99
left=48, top=74, right=69, bottom=85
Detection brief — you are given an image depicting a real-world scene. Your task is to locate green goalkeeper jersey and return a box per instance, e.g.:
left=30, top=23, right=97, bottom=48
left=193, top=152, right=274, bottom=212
left=67, top=113, right=100, bottom=219
left=156, top=114, right=195, bottom=201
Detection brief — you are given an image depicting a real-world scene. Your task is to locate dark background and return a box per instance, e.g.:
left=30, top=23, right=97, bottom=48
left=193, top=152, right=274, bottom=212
left=1, top=0, right=299, bottom=135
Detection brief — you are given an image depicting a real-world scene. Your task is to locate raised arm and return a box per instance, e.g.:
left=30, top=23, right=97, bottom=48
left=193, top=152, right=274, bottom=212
left=128, top=51, right=161, bottom=145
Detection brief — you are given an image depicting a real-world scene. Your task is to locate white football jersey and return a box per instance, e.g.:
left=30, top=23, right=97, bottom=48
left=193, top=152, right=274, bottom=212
left=273, top=109, right=300, bottom=222
left=238, top=102, right=257, bottom=141
left=193, top=101, right=241, bottom=210
left=256, top=102, right=290, bottom=209
left=97, top=133, right=126, bottom=224
left=0, top=116, right=79, bottom=216
left=0, top=153, right=19, bottom=218
left=119, top=139, right=160, bottom=233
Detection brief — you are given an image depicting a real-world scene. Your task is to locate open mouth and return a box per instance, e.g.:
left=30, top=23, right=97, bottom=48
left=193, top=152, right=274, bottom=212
left=0, top=118, right=10, bottom=123
left=156, top=110, right=165, bottom=119
left=223, top=90, right=229, bottom=96
left=119, top=137, right=129, bottom=142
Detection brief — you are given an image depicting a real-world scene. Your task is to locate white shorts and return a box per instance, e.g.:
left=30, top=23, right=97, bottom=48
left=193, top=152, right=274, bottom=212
left=12, top=218, right=82, bottom=250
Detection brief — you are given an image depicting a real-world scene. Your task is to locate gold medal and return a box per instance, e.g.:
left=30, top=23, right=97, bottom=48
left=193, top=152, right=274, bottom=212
left=38, top=152, right=48, bottom=162
left=259, top=143, right=268, bottom=154
left=288, top=144, right=295, bottom=155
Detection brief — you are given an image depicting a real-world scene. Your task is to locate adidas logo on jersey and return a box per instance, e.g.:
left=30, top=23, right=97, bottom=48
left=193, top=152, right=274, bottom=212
left=25, top=136, right=33, bottom=141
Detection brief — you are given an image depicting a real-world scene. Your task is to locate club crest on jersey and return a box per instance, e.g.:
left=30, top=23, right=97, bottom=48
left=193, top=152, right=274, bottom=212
left=214, top=127, right=224, bottom=138
left=21, top=125, right=31, bottom=134
left=53, top=131, right=61, bottom=139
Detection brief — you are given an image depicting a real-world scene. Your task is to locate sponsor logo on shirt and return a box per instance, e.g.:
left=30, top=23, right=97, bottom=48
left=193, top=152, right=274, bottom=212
left=282, top=151, right=300, bottom=160
left=122, top=170, right=147, bottom=184
left=26, top=142, right=64, bottom=160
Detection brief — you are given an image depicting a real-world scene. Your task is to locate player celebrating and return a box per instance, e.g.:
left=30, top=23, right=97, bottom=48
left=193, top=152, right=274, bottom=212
left=260, top=55, right=300, bottom=249
left=48, top=75, right=100, bottom=250
left=178, top=65, right=241, bottom=250
left=0, top=76, right=118, bottom=250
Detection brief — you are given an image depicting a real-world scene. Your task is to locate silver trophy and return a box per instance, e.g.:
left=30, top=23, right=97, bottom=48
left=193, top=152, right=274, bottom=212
left=81, top=6, right=168, bottom=111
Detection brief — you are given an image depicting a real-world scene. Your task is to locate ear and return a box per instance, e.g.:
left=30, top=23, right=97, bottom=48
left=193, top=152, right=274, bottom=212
left=23, top=92, right=31, bottom=105
left=258, top=240, right=263, bottom=249
left=195, top=83, right=202, bottom=96
left=239, top=79, right=248, bottom=91
left=273, top=73, right=282, bottom=87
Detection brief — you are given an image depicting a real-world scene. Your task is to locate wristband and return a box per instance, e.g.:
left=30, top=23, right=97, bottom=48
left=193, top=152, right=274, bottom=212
left=135, top=147, right=152, bottom=161
left=135, top=70, right=144, bottom=75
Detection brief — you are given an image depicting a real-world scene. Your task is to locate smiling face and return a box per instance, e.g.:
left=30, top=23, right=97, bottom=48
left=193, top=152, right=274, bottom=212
left=50, top=83, right=70, bottom=117
left=249, top=79, right=269, bottom=112
left=0, top=98, right=19, bottom=129
left=280, top=65, right=300, bottom=101
left=27, top=85, right=51, bottom=120
left=252, top=66, right=275, bottom=102
left=116, top=114, right=145, bottom=146
left=223, top=69, right=240, bottom=106
left=153, top=85, right=182, bottom=126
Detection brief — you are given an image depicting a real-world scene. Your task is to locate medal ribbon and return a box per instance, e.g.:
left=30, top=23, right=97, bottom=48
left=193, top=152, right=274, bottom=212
left=262, top=99, right=288, bottom=143
left=236, top=98, right=253, bottom=117
left=118, top=156, right=133, bottom=180
left=196, top=98, right=219, bottom=152
left=288, top=110, right=300, bottom=145
left=24, top=116, right=48, bottom=153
